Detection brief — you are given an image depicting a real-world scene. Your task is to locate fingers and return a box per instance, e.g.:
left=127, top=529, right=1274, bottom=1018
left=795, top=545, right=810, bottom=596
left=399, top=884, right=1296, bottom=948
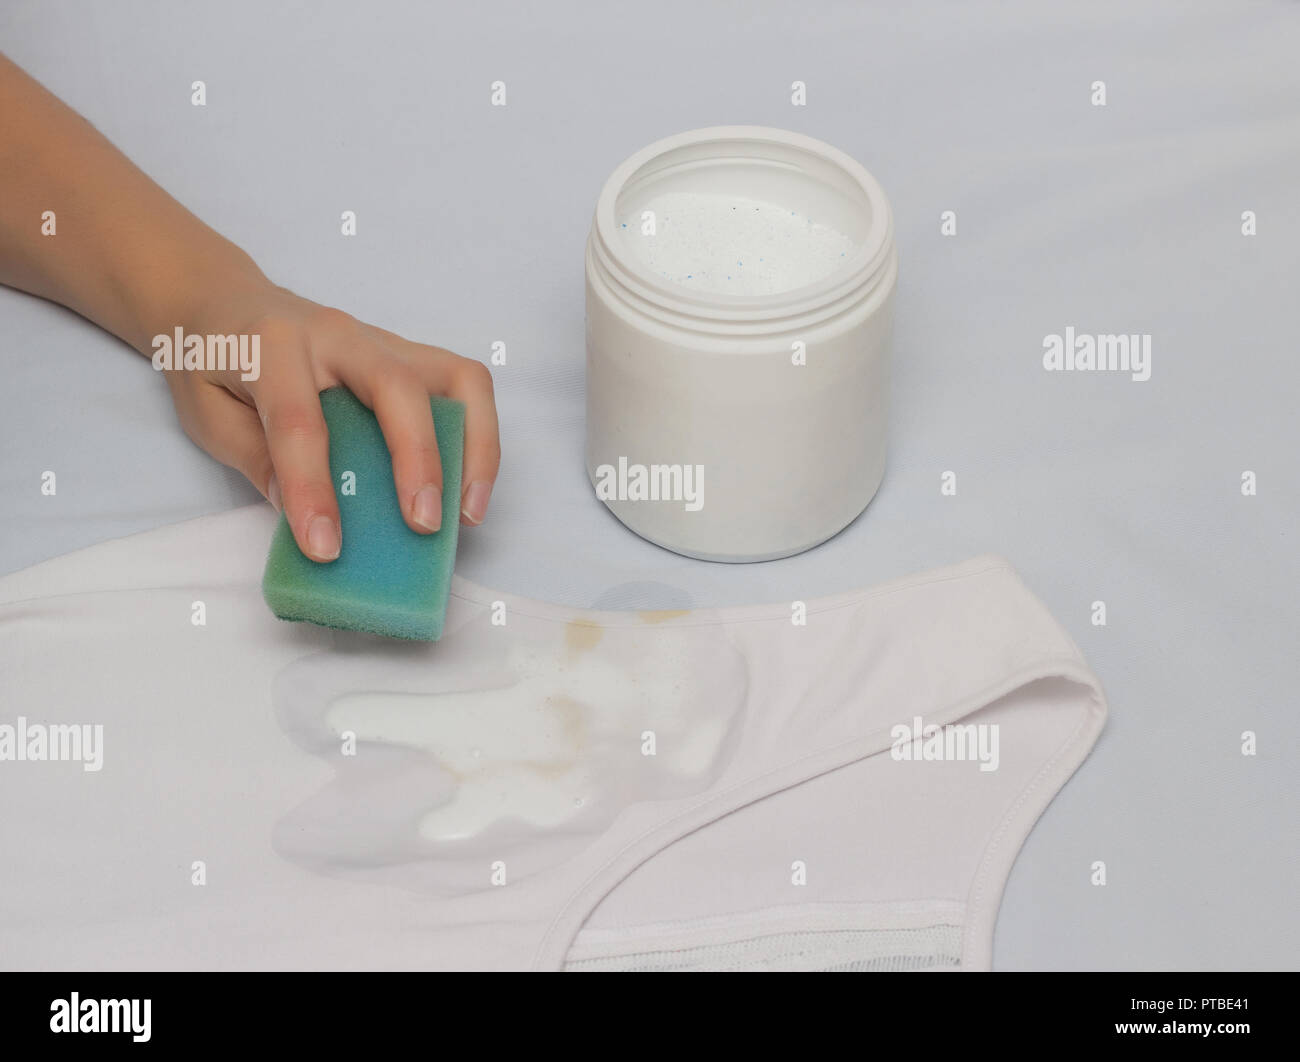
left=249, top=361, right=340, bottom=563
left=333, top=355, right=446, bottom=535
left=389, top=340, right=501, bottom=526
left=444, top=357, right=501, bottom=526
left=166, top=297, right=501, bottom=559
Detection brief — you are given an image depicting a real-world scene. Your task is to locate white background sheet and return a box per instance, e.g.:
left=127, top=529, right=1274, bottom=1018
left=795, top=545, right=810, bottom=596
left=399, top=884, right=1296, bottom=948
left=1, top=0, right=1296, bottom=968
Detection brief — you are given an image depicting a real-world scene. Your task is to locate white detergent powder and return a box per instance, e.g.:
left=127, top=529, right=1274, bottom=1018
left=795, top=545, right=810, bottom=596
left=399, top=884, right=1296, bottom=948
left=618, top=192, right=857, bottom=296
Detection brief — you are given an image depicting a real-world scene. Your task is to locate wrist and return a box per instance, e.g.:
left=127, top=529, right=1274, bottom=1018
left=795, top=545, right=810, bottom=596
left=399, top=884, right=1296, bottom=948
left=128, top=243, right=272, bottom=357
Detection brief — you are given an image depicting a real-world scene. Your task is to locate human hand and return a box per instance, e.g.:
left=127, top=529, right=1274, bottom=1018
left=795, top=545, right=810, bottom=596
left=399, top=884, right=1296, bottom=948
left=162, top=282, right=500, bottom=562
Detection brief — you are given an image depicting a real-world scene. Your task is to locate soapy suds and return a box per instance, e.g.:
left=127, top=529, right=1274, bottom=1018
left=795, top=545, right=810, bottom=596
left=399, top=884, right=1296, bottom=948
left=321, top=642, right=735, bottom=842
left=270, top=593, right=747, bottom=893
left=618, top=192, right=857, bottom=296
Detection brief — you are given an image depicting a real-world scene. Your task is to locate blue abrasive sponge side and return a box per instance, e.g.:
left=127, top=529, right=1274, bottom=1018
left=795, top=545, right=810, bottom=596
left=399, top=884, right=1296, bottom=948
left=261, top=386, right=465, bottom=641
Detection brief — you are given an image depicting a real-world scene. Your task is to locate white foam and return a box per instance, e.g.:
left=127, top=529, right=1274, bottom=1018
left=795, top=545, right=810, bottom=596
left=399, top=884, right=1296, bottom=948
left=322, top=638, right=737, bottom=843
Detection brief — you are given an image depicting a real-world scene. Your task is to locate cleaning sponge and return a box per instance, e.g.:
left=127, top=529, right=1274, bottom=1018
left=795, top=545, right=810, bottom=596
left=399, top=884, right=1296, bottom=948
left=262, top=386, right=465, bottom=640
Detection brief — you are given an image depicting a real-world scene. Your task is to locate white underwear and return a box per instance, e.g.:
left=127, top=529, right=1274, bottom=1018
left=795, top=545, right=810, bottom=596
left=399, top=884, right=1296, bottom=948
left=0, top=506, right=1106, bottom=971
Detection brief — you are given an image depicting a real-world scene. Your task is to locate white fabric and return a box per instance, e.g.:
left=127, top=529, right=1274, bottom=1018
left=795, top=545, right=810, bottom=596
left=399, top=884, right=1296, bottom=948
left=564, top=923, right=964, bottom=972
left=0, top=506, right=1105, bottom=970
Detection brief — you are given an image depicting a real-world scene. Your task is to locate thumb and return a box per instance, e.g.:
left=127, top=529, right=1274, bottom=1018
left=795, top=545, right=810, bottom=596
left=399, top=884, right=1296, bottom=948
left=177, top=380, right=280, bottom=509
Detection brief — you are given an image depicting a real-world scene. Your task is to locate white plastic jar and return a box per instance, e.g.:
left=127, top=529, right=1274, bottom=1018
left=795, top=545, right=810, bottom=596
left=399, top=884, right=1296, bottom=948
left=585, top=126, right=897, bottom=562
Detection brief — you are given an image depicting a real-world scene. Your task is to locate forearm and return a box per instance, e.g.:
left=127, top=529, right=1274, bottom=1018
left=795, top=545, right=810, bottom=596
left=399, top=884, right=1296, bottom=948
left=0, top=53, right=267, bottom=354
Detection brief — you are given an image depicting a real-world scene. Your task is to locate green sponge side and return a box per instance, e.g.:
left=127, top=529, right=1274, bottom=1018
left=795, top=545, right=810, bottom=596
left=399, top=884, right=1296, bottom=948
left=261, top=386, right=465, bottom=640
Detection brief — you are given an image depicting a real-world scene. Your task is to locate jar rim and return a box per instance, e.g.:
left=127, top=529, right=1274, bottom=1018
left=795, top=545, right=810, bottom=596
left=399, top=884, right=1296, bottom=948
left=592, top=125, right=895, bottom=325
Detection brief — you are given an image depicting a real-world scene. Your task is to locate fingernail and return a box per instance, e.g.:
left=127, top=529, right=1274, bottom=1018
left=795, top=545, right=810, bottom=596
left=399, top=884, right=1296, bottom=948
left=461, top=480, right=492, bottom=525
left=307, top=515, right=341, bottom=561
left=413, top=484, right=443, bottom=532
left=267, top=475, right=282, bottom=513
